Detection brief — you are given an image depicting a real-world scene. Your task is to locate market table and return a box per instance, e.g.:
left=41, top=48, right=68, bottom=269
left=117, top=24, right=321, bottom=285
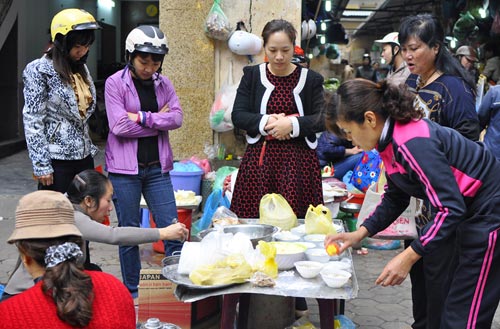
left=162, top=249, right=358, bottom=329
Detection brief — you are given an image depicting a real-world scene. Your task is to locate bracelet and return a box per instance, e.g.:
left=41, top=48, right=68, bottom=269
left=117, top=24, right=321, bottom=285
left=141, top=111, right=147, bottom=125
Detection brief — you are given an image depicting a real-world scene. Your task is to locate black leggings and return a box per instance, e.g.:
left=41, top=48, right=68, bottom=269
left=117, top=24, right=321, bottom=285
left=38, top=156, right=94, bottom=193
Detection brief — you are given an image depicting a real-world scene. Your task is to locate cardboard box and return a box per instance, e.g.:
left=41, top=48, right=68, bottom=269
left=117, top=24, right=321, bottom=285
left=138, top=269, right=192, bottom=328
left=138, top=269, right=221, bottom=328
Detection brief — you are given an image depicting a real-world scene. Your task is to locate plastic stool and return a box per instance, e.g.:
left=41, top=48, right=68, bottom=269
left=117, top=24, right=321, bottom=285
left=140, top=208, right=150, bottom=228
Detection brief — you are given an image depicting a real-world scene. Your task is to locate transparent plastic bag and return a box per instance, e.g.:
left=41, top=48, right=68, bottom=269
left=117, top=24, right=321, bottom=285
left=259, top=193, right=297, bottom=230
left=210, top=61, right=237, bottom=132
left=212, top=206, right=239, bottom=227
left=204, top=0, right=232, bottom=41
left=210, top=84, right=237, bottom=131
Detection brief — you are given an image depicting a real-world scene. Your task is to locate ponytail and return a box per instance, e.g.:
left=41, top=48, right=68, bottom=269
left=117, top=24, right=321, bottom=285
left=327, top=79, right=422, bottom=133
left=16, top=236, right=94, bottom=327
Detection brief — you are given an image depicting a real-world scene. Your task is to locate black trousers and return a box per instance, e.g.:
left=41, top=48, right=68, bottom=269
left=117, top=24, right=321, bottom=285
left=38, top=155, right=94, bottom=193
left=405, top=237, right=456, bottom=329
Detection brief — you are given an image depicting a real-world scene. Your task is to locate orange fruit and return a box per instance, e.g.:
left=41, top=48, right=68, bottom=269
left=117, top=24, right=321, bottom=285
left=326, top=242, right=340, bottom=256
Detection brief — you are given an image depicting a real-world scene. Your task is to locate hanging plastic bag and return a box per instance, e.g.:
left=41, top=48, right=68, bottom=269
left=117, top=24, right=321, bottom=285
left=305, top=204, right=336, bottom=235
left=210, top=61, right=237, bottom=132
left=204, top=0, right=232, bottom=41
left=213, top=166, right=238, bottom=190
left=259, top=193, right=297, bottom=230
left=356, top=185, right=417, bottom=240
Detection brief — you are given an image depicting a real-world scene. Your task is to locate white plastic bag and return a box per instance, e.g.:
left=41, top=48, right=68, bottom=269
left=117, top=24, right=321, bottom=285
left=177, top=230, right=254, bottom=275
left=356, top=185, right=417, bottom=240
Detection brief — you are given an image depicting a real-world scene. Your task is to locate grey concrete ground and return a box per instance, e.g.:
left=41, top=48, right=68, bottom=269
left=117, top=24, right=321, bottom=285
left=0, top=149, right=498, bottom=328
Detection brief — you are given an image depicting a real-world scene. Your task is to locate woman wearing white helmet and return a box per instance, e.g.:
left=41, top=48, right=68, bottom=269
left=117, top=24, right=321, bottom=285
left=104, top=25, right=183, bottom=298
left=23, top=8, right=100, bottom=192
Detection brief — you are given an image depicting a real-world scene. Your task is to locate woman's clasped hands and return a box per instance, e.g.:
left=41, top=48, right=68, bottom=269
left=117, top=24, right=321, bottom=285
left=265, top=113, right=292, bottom=140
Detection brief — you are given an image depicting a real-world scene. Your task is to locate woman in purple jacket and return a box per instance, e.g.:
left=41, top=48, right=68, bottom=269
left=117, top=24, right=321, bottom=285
left=324, top=79, right=500, bottom=329
left=104, top=25, right=183, bottom=298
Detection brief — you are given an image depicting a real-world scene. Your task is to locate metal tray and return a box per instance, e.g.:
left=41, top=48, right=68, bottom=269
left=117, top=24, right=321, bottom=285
left=162, top=264, right=243, bottom=290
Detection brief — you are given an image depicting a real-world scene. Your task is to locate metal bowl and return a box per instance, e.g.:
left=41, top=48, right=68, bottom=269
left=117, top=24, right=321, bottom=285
left=340, top=201, right=362, bottom=214
left=197, top=224, right=279, bottom=247
left=161, top=255, right=180, bottom=267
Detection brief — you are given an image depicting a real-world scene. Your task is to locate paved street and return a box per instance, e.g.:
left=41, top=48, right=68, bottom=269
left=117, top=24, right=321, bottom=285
left=0, top=149, right=498, bottom=328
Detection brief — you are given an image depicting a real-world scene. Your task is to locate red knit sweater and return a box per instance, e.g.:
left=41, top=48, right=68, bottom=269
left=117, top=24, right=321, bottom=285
left=0, top=271, right=136, bottom=328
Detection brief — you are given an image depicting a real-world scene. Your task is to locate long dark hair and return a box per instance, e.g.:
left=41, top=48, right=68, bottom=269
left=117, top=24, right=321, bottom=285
left=66, top=169, right=109, bottom=211
left=46, top=29, right=95, bottom=84
left=15, top=236, right=93, bottom=327
left=262, top=19, right=297, bottom=47
left=398, top=14, right=476, bottom=92
left=326, top=79, right=422, bottom=137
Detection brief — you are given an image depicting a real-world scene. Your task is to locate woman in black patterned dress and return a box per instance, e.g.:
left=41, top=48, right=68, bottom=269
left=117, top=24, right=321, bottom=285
left=230, top=19, right=324, bottom=220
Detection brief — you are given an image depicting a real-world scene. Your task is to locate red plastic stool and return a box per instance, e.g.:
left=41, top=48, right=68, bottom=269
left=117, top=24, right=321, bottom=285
left=149, top=208, right=193, bottom=254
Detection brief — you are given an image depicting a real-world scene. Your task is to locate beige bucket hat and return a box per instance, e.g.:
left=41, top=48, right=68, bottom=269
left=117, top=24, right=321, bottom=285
left=8, top=190, right=81, bottom=243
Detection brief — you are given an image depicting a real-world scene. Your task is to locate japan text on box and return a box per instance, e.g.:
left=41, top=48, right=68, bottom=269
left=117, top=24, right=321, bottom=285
left=138, top=269, right=191, bottom=328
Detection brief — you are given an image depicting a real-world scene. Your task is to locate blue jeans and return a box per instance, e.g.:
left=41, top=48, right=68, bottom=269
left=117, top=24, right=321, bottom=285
left=109, top=166, right=182, bottom=297
left=333, top=153, right=363, bottom=180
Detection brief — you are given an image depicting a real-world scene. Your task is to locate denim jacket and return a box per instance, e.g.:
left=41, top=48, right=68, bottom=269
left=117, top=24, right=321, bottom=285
left=22, top=56, right=98, bottom=176
left=104, top=66, right=183, bottom=174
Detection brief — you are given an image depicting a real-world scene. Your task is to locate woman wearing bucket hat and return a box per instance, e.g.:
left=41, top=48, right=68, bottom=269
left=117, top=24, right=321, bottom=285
left=104, top=25, right=183, bottom=298
left=0, top=190, right=136, bottom=328
left=1, top=170, right=188, bottom=301
left=23, top=8, right=100, bottom=193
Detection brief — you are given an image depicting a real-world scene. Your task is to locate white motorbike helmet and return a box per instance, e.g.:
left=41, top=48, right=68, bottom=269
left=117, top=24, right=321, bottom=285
left=125, top=25, right=169, bottom=61
left=374, top=32, right=400, bottom=46
left=301, top=19, right=317, bottom=41
left=374, top=32, right=400, bottom=65
left=228, top=30, right=262, bottom=56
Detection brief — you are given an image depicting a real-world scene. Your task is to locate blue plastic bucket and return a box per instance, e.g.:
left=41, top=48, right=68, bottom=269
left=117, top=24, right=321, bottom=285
left=170, top=170, right=203, bottom=194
